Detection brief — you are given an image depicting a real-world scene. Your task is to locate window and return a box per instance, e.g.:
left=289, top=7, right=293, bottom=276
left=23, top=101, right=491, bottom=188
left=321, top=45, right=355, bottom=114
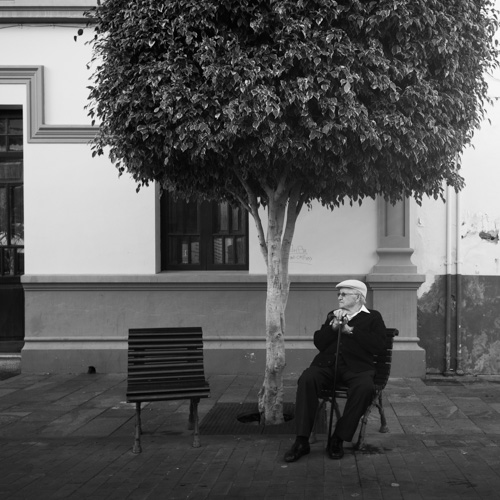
left=0, top=108, right=24, bottom=277
left=161, top=195, right=248, bottom=270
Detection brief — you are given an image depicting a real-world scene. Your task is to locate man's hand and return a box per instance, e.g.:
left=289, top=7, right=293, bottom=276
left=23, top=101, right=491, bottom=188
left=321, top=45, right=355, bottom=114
left=330, top=309, right=348, bottom=331
left=329, top=316, right=341, bottom=331
left=332, top=309, right=348, bottom=322
left=342, top=325, right=354, bottom=335
left=329, top=309, right=354, bottom=335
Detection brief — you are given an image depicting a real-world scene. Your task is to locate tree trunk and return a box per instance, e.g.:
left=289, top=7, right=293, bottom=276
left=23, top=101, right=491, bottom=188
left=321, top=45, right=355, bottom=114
left=258, top=194, right=287, bottom=425
left=243, top=179, right=302, bottom=425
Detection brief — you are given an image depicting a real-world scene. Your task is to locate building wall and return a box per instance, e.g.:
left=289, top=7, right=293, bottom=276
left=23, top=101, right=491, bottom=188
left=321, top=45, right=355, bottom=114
left=7, top=8, right=478, bottom=378
left=21, top=273, right=422, bottom=378
left=20, top=274, right=338, bottom=377
left=250, top=199, right=379, bottom=275
left=0, top=24, right=157, bottom=275
left=2, top=26, right=90, bottom=124
left=412, top=72, right=500, bottom=375
left=24, top=144, right=156, bottom=275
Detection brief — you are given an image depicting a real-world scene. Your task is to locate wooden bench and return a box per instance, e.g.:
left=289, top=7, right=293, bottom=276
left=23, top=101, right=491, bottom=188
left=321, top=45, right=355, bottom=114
left=310, top=328, right=398, bottom=449
left=126, top=327, right=210, bottom=453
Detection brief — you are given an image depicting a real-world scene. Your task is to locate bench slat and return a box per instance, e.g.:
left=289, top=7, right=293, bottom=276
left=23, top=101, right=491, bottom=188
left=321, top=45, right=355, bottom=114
left=129, top=350, right=203, bottom=360
left=128, top=379, right=209, bottom=389
left=128, top=380, right=208, bottom=388
left=127, top=382, right=210, bottom=399
left=127, top=364, right=206, bottom=372
left=128, top=362, right=205, bottom=370
left=129, top=357, right=204, bottom=365
left=128, top=371, right=204, bottom=377
left=129, top=344, right=202, bottom=349
left=127, top=392, right=210, bottom=403
left=129, top=330, right=202, bottom=338
left=129, top=374, right=206, bottom=382
left=129, top=372, right=204, bottom=382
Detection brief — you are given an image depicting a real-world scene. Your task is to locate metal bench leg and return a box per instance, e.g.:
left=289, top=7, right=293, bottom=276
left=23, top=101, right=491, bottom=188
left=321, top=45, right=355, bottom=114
left=188, top=399, right=193, bottom=430
left=377, top=392, right=389, bottom=433
left=189, top=397, right=201, bottom=448
left=132, top=402, right=142, bottom=454
left=354, top=403, right=372, bottom=450
left=355, top=391, right=388, bottom=450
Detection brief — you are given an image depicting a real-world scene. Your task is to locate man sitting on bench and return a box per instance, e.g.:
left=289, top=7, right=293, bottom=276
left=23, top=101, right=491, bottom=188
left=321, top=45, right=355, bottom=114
left=284, top=279, right=387, bottom=462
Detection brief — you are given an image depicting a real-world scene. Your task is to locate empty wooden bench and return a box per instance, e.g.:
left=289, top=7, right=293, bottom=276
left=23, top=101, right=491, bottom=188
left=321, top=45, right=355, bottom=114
left=311, top=328, right=398, bottom=450
left=126, top=327, right=210, bottom=453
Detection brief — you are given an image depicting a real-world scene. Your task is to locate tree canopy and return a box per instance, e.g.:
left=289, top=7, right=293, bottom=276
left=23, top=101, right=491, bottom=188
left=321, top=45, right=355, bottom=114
left=86, top=0, right=499, bottom=209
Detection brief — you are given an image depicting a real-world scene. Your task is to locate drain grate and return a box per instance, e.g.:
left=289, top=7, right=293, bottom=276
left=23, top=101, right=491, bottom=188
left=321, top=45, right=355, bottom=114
left=200, top=402, right=326, bottom=435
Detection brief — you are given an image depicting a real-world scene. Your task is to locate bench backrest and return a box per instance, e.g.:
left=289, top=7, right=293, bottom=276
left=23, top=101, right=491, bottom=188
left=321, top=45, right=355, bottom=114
left=126, top=327, right=210, bottom=403
left=373, top=328, right=398, bottom=389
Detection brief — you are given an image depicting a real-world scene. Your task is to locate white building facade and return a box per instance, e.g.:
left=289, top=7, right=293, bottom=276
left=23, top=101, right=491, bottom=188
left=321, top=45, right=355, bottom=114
left=1, top=1, right=499, bottom=378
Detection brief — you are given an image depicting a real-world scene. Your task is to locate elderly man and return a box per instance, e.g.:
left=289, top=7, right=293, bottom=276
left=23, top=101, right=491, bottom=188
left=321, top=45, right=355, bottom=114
left=284, top=279, right=387, bottom=462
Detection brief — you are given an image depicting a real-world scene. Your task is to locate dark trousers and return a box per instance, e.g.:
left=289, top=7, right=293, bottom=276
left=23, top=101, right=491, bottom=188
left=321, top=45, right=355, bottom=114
left=294, top=364, right=375, bottom=442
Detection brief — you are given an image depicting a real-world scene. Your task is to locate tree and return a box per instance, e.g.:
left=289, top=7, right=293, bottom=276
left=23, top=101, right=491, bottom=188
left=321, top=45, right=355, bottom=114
left=84, top=0, right=499, bottom=424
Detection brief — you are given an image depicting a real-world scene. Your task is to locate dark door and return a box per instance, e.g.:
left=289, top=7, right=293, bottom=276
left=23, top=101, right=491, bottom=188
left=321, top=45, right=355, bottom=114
left=0, top=108, right=24, bottom=352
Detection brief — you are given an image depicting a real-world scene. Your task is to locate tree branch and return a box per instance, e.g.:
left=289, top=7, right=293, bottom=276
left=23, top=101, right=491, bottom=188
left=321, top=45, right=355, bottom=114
left=274, top=163, right=291, bottom=202
left=234, top=169, right=268, bottom=264
left=225, top=185, right=252, bottom=214
left=280, top=182, right=304, bottom=311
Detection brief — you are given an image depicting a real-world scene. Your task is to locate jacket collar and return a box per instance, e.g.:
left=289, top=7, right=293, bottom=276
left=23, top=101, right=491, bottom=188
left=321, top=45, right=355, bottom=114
left=346, top=305, right=370, bottom=321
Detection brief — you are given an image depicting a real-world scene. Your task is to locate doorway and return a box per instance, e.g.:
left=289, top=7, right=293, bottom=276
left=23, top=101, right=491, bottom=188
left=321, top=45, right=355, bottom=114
left=0, top=107, right=24, bottom=352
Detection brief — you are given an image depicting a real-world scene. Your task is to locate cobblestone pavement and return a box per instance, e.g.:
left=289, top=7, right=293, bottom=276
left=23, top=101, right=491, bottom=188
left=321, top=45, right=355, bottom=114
left=0, top=372, right=499, bottom=499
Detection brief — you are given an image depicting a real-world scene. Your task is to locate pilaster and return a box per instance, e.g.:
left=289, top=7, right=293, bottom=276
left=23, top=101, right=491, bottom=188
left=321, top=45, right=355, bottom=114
left=367, top=198, right=426, bottom=377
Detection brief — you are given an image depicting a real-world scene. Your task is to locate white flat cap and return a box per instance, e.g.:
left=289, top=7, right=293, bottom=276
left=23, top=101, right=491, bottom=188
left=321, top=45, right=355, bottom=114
left=336, top=279, right=367, bottom=299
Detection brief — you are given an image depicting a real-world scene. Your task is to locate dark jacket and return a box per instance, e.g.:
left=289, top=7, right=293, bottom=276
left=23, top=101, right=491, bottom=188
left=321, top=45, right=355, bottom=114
left=311, top=309, right=387, bottom=373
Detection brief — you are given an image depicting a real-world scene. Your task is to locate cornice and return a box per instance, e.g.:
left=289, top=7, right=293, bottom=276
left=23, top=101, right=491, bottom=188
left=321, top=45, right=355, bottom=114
left=0, top=4, right=95, bottom=24
left=20, top=273, right=348, bottom=292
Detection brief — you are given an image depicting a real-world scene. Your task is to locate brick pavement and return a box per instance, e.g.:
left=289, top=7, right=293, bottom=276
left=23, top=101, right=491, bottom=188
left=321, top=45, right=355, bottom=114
left=0, top=371, right=499, bottom=499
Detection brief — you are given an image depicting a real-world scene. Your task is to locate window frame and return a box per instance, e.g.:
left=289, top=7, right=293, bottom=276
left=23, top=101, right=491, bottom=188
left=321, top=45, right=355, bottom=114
left=0, top=106, right=24, bottom=279
left=160, top=195, right=249, bottom=271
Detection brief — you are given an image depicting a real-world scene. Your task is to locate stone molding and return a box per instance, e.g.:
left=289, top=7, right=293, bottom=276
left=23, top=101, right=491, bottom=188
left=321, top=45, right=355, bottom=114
left=0, top=65, right=97, bottom=143
left=0, top=3, right=93, bottom=23
left=21, top=273, right=354, bottom=292
left=22, top=334, right=422, bottom=349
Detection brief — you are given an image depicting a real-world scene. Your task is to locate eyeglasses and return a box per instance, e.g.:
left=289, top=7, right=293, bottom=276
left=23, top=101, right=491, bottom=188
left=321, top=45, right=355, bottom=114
left=337, top=292, right=358, bottom=298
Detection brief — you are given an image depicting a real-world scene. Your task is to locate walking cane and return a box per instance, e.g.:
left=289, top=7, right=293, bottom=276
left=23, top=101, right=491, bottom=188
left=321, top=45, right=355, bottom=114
left=327, top=314, right=346, bottom=448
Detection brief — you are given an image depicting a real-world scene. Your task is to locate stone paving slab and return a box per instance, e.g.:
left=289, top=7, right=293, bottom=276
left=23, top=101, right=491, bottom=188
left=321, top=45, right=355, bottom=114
left=2, top=433, right=499, bottom=499
left=0, top=373, right=499, bottom=499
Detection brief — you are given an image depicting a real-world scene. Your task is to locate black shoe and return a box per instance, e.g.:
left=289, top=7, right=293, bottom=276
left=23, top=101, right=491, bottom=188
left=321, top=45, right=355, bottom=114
left=284, top=441, right=310, bottom=463
left=328, top=435, right=344, bottom=460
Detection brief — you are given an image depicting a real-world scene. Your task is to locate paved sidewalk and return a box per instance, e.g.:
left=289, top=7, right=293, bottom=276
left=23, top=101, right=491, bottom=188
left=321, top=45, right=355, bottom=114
left=0, top=371, right=500, bottom=499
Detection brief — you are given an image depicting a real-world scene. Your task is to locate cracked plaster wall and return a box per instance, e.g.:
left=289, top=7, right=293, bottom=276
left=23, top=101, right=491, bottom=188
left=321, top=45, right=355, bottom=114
left=418, top=275, right=500, bottom=374
left=412, top=71, right=500, bottom=374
